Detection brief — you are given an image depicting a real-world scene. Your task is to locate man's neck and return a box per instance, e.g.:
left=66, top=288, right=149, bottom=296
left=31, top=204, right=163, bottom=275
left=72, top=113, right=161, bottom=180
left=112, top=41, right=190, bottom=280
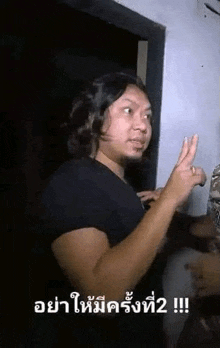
left=94, top=150, right=125, bottom=181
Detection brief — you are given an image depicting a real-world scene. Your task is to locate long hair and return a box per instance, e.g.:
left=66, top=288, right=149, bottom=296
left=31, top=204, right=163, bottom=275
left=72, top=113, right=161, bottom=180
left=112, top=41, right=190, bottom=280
left=64, top=72, right=149, bottom=158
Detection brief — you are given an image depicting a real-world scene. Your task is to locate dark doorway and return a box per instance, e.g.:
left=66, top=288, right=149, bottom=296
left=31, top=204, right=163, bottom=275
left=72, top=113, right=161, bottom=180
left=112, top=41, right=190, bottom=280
left=1, top=0, right=165, bottom=191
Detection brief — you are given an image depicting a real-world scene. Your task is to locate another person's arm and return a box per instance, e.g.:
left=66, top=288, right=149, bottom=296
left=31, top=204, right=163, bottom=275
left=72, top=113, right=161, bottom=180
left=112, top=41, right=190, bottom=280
left=188, top=253, right=220, bottom=297
left=189, top=215, right=217, bottom=238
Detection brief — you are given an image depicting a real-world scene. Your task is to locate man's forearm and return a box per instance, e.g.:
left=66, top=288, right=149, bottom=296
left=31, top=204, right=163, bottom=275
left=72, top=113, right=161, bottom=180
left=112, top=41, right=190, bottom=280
left=93, top=195, right=177, bottom=300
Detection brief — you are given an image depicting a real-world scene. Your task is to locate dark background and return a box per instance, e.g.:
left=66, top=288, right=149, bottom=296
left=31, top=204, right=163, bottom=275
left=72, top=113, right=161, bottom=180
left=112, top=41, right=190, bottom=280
left=1, top=0, right=165, bottom=345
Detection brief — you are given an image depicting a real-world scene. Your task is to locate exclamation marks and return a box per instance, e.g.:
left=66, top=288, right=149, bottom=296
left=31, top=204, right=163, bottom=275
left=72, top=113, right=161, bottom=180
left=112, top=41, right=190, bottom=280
left=174, top=298, right=189, bottom=313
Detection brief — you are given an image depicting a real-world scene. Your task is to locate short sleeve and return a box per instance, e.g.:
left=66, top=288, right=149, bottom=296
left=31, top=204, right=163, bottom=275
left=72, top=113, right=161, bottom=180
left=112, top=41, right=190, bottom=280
left=38, top=158, right=144, bottom=247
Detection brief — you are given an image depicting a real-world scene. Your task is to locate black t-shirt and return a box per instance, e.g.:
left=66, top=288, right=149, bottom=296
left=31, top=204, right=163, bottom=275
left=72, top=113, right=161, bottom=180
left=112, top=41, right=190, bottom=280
left=32, top=157, right=165, bottom=347
left=41, top=157, right=145, bottom=247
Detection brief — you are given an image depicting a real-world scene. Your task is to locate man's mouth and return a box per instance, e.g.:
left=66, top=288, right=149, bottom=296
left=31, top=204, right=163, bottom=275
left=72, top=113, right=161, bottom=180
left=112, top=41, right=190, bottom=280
left=129, top=138, right=146, bottom=147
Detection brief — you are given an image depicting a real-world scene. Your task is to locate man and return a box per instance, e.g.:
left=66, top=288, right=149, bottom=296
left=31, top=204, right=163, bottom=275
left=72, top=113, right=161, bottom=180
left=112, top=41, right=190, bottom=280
left=39, top=72, right=206, bottom=346
left=188, top=164, right=220, bottom=298
left=176, top=164, right=220, bottom=347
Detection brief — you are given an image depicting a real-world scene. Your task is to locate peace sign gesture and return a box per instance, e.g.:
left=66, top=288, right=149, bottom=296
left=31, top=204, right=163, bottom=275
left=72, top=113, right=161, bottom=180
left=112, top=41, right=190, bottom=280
left=162, top=134, right=206, bottom=208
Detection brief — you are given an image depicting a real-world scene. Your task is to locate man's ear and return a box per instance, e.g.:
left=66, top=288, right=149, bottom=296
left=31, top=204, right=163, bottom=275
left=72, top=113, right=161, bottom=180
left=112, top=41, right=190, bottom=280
left=101, top=109, right=111, bottom=134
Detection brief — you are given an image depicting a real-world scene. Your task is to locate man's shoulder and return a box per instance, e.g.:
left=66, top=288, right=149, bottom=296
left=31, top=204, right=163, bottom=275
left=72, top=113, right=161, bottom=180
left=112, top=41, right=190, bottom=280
left=42, top=157, right=113, bottom=205
left=47, top=157, right=99, bottom=186
left=213, top=164, right=220, bottom=176
left=208, top=164, right=220, bottom=234
left=210, top=164, right=220, bottom=197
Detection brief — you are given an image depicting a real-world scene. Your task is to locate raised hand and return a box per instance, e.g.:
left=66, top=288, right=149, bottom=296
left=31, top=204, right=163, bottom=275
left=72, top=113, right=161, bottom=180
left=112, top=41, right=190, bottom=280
left=162, top=134, right=206, bottom=208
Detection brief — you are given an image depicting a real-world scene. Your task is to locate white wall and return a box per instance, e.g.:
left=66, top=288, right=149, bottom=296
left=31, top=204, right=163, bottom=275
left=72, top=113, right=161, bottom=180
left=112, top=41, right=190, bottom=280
left=114, top=0, right=220, bottom=214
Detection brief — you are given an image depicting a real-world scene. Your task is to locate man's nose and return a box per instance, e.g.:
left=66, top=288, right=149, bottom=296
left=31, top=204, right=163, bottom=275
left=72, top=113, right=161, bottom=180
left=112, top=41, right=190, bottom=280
left=133, top=113, right=149, bottom=132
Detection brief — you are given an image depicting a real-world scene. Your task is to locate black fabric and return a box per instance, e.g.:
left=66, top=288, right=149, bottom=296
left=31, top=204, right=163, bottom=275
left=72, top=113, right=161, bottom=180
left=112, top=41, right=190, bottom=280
left=40, top=157, right=145, bottom=247
left=30, top=157, right=165, bottom=347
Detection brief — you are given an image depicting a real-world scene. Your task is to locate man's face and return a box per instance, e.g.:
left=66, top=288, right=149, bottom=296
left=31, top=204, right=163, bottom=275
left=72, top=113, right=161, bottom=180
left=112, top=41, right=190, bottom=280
left=98, top=85, right=152, bottom=164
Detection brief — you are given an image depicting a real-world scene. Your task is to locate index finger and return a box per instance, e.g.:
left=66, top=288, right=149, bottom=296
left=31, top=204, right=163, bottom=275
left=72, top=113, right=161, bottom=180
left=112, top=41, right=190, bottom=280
left=176, top=137, right=189, bottom=166
left=180, top=134, right=198, bottom=167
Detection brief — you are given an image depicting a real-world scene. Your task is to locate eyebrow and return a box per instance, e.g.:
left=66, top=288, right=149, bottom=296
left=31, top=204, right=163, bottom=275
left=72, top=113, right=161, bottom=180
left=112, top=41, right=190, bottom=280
left=122, top=98, right=152, bottom=111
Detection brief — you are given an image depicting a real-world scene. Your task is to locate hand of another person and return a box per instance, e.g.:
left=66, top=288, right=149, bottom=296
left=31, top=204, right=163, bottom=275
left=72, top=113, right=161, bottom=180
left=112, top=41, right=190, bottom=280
left=137, top=188, right=163, bottom=203
left=188, top=253, right=220, bottom=297
left=161, top=135, right=206, bottom=209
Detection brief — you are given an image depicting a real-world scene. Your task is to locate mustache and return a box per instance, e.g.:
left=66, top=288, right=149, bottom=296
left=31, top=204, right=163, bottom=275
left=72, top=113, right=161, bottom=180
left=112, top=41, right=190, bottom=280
left=100, top=134, right=147, bottom=144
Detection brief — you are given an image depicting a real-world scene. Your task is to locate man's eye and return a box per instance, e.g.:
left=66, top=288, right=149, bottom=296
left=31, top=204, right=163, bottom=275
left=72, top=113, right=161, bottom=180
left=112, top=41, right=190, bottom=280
left=144, top=114, right=152, bottom=120
left=124, top=107, right=132, bottom=114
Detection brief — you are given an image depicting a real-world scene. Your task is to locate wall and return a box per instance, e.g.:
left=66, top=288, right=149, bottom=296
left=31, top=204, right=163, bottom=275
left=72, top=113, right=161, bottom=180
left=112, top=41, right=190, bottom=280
left=113, top=0, right=220, bottom=215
